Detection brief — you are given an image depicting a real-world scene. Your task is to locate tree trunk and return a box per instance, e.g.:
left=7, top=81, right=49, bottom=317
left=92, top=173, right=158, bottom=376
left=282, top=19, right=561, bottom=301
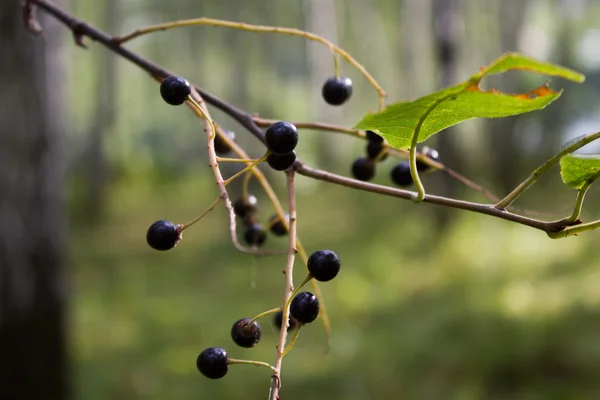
left=0, top=2, right=69, bottom=400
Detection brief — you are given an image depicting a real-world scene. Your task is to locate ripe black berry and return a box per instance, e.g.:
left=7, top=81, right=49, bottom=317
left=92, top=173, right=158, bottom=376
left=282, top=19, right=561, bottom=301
left=269, top=214, right=289, bottom=236
left=231, top=318, right=262, bottom=348
left=307, top=249, right=341, bottom=282
left=391, top=161, right=414, bottom=186
left=160, top=76, right=191, bottom=106
left=197, top=347, right=228, bottom=379
left=351, top=157, right=375, bottom=181
left=416, top=147, right=440, bottom=172
left=233, top=195, right=257, bottom=219
left=322, top=76, right=353, bottom=106
left=290, top=292, right=319, bottom=324
left=274, top=310, right=298, bottom=332
left=244, top=223, right=267, bottom=247
left=146, top=220, right=181, bottom=251
left=265, top=121, right=298, bottom=155
left=366, top=130, right=384, bottom=144
left=366, top=142, right=388, bottom=161
left=214, top=130, right=236, bottom=155
left=267, top=151, right=296, bottom=171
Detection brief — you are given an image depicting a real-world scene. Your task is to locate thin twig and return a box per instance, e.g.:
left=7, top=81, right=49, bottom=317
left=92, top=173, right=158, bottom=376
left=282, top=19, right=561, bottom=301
left=270, top=169, right=298, bottom=400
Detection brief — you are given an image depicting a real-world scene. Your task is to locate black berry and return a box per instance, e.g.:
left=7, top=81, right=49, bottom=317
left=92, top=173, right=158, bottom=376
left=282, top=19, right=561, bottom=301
left=391, top=161, right=414, bottom=186
left=416, top=147, right=440, bottom=172
left=231, top=318, right=262, bottom=348
left=160, top=76, right=191, bottom=106
left=214, top=130, right=236, bottom=155
left=274, top=310, right=298, bottom=332
left=244, top=223, right=267, bottom=247
left=351, top=157, right=376, bottom=181
left=290, top=292, right=320, bottom=324
left=366, top=142, right=388, bottom=161
left=269, top=214, right=289, bottom=236
left=307, top=249, right=341, bottom=282
left=265, top=121, right=298, bottom=155
left=322, top=76, right=353, bottom=106
left=233, top=195, right=257, bottom=219
left=197, top=347, right=228, bottom=379
left=366, top=130, right=384, bottom=144
left=146, top=220, right=181, bottom=251
left=267, top=151, right=296, bottom=171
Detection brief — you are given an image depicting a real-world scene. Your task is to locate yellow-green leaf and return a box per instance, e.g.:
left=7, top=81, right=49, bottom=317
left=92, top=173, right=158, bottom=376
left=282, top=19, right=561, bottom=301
left=560, top=154, right=600, bottom=189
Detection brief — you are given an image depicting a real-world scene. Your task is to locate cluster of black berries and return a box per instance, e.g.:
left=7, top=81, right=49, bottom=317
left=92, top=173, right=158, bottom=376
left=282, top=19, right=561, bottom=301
left=233, top=195, right=292, bottom=247
left=265, top=121, right=298, bottom=171
left=351, top=130, right=388, bottom=181
left=196, top=249, right=341, bottom=380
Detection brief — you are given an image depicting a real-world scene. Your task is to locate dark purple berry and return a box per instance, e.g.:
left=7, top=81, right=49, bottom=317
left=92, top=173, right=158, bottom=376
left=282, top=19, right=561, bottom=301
left=267, top=151, right=296, bottom=171
left=146, top=220, right=181, bottom=251
left=244, top=223, right=267, bottom=247
left=269, top=214, right=289, bottom=236
left=214, top=130, right=236, bottom=155
left=265, top=122, right=298, bottom=155
left=290, top=292, right=319, bottom=324
left=351, top=157, right=375, bottom=181
left=233, top=195, right=257, bottom=218
left=160, top=76, right=191, bottom=106
left=274, top=310, right=298, bottom=332
left=365, top=130, right=384, bottom=144
left=322, top=76, right=353, bottom=106
left=307, top=249, right=341, bottom=282
left=197, top=347, right=228, bottom=379
left=366, top=142, right=388, bottom=161
left=391, top=161, right=413, bottom=186
left=416, top=147, right=440, bottom=172
left=231, top=318, right=262, bottom=348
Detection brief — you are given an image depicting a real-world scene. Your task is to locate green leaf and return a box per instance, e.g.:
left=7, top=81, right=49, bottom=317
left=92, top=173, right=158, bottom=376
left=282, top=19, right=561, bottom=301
left=560, top=154, right=600, bottom=189
left=355, top=53, right=585, bottom=149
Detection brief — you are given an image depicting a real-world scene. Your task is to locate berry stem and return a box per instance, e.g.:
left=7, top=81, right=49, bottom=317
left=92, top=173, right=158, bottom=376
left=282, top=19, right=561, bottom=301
left=248, top=307, right=282, bottom=326
left=114, top=17, right=386, bottom=111
left=216, top=157, right=260, bottom=163
left=227, top=358, right=278, bottom=375
left=282, top=274, right=313, bottom=316
left=180, top=195, right=223, bottom=230
left=281, top=325, right=302, bottom=357
left=563, top=180, right=593, bottom=224
left=242, top=169, right=253, bottom=199
left=269, top=169, right=298, bottom=400
left=223, top=153, right=269, bottom=186
left=495, top=130, right=600, bottom=209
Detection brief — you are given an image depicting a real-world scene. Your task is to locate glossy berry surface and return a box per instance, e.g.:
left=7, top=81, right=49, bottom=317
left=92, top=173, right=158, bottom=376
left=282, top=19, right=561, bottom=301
left=366, top=142, right=388, bottom=162
left=351, top=157, right=375, bottom=181
left=290, top=292, right=320, bottom=324
left=366, top=130, right=384, bottom=144
left=307, top=249, right=341, bottom=282
left=274, top=310, right=298, bottom=332
left=146, top=220, right=180, bottom=251
left=214, top=130, right=236, bottom=155
left=160, top=76, right=191, bottom=106
left=244, top=223, right=267, bottom=247
left=391, top=161, right=414, bottom=186
left=269, top=214, right=289, bottom=236
left=231, top=318, right=262, bottom=348
left=416, top=147, right=440, bottom=172
left=265, top=121, right=298, bottom=155
left=197, top=347, right=228, bottom=379
left=322, top=76, right=353, bottom=106
left=233, top=195, right=257, bottom=218
left=267, top=151, right=296, bottom=171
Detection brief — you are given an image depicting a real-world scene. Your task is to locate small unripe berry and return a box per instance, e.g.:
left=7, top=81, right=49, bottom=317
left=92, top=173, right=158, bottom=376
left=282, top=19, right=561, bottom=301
left=160, top=76, right=191, bottom=106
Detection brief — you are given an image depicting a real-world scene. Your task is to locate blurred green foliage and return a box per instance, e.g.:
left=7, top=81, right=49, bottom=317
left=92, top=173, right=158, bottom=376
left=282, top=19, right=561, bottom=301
left=64, top=0, right=600, bottom=398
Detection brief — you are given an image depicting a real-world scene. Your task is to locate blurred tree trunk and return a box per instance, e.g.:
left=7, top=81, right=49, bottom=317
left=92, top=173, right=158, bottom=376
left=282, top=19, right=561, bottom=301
left=0, top=2, right=69, bottom=400
left=83, top=0, right=117, bottom=223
